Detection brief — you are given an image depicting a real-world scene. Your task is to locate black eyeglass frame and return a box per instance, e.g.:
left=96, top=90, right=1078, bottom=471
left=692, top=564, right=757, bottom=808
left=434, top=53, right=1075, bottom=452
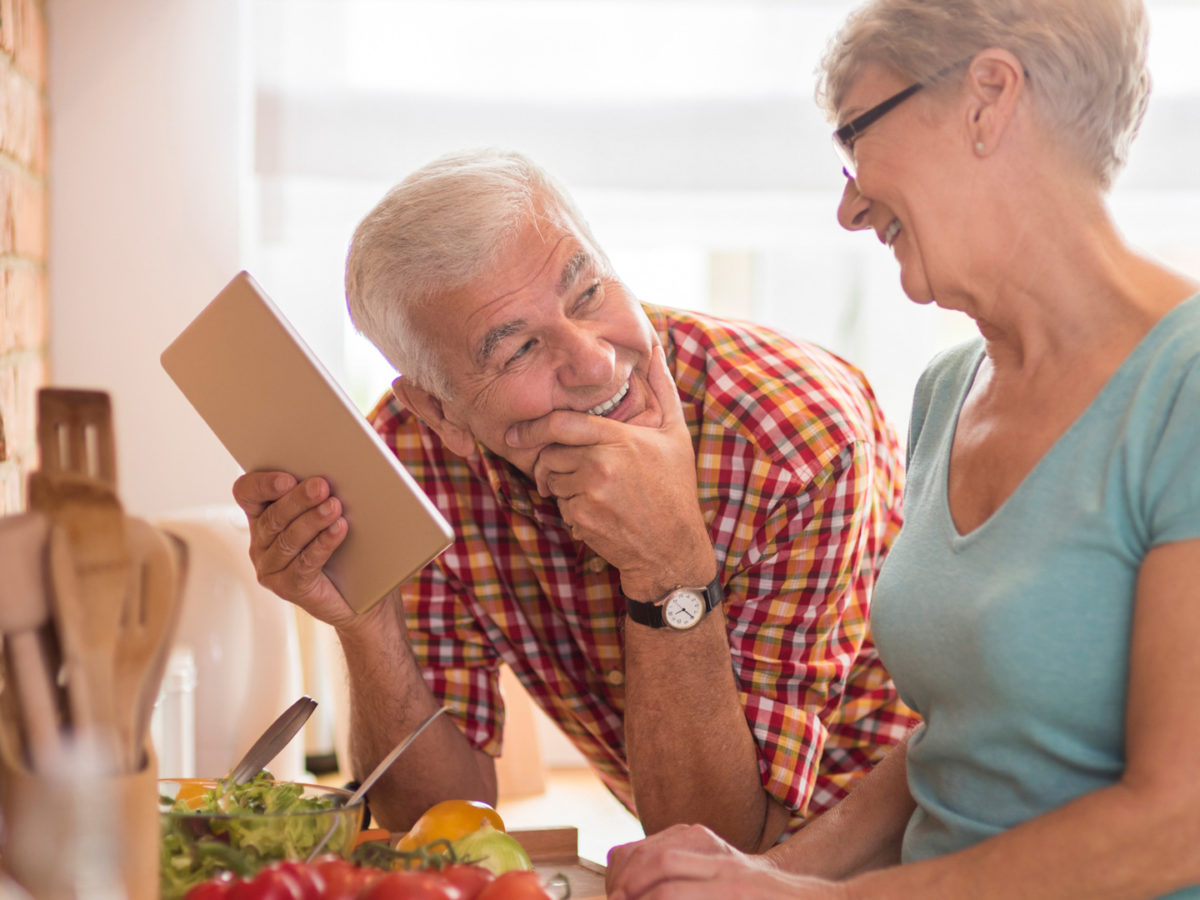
left=833, top=81, right=925, bottom=178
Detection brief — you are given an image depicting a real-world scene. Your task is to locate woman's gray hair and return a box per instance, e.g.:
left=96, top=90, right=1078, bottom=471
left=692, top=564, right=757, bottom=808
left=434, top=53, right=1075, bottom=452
left=815, top=0, right=1151, bottom=189
left=345, top=148, right=608, bottom=398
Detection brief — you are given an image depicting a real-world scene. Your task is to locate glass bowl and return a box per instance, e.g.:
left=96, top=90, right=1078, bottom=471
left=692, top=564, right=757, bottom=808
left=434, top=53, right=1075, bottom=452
left=158, top=777, right=365, bottom=899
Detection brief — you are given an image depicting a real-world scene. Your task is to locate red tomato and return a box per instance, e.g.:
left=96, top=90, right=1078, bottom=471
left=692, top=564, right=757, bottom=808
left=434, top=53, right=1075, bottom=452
left=184, top=882, right=231, bottom=900
left=225, top=868, right=300, bottom=900
left=475, top=871, right=555, bottom=900
left=439, top=864, right=496, bottom=900
left=309, top=855, right=381, bottom=900
left=262, top=860, right=324, bottom=900
left=359, top=870, right=464, bottom=900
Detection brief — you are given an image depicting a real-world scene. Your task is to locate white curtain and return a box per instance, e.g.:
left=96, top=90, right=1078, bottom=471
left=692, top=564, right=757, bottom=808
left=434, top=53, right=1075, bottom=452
left=248, top=0, right=1200, bottom=433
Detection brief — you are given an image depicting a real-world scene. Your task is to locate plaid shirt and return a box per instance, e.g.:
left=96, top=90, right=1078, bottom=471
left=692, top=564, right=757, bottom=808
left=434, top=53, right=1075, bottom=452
left=370, top=304, right=917, bottom=833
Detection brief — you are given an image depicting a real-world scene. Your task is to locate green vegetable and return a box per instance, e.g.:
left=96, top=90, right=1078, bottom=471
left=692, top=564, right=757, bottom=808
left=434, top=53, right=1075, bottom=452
left=449, top=822, right=534, bottom=875
left=158, top=772, right=359, bottom=900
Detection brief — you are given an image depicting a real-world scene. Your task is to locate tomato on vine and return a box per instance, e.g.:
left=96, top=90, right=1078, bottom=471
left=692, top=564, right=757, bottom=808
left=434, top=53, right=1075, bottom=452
left=476, top=871, right=559, bottom=900
left=438, top=863, right=496, bottom=900
left=358, top=870, right=464, bottom=900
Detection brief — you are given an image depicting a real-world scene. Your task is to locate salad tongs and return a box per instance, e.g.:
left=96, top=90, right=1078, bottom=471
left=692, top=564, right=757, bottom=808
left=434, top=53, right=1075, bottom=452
left=306, top=705, right=449, bottom=860
left=228, top=695, right=317, bottom=783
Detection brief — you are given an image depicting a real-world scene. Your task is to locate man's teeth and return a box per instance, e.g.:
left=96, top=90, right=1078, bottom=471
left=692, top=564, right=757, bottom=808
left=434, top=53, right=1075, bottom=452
left=885, top=219, right=902, bottom=246
left=587, top=380, right=630, bottom=416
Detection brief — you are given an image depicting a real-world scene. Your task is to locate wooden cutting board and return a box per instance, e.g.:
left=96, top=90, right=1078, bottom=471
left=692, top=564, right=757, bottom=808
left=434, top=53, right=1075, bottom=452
left=512, top=827, right=606, bottom=900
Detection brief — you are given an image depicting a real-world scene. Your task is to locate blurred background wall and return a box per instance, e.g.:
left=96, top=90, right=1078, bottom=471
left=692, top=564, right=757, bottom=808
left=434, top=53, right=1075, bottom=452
left=35, top=0, right=1200, bottom=522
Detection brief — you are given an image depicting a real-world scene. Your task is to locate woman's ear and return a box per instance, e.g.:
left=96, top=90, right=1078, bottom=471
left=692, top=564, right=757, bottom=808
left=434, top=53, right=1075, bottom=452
left=963, top=48, right=1025, bottom=155
left=390, top=375, right=477, bottom=458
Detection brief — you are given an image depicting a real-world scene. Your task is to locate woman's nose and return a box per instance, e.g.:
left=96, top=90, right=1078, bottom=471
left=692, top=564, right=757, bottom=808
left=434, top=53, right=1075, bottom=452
left=836, top=172, right=872, bottom=232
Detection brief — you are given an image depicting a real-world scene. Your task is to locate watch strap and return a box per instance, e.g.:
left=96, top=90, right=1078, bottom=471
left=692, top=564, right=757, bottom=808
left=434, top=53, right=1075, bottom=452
left=625, top=576, right=723, bottom=629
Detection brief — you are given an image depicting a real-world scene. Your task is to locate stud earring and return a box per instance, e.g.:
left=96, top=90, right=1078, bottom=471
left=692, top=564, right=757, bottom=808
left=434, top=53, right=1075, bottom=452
left=975, top=141, right=985, bottom=153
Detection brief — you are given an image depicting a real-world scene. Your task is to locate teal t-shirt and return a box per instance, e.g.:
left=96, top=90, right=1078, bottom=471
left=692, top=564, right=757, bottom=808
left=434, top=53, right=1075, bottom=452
left=872, top=294, right=1200, bottom=897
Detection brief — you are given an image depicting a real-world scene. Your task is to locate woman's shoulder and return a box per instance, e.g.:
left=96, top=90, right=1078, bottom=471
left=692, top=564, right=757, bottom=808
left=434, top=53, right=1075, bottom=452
left=1119, top=292, right=1200, bottom=406
left=1151, top=291, right=1200, bottom=356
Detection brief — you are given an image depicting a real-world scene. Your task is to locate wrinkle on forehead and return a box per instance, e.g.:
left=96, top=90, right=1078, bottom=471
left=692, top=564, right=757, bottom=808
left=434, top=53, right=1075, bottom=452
left=467, top=233, right=587, bottom=368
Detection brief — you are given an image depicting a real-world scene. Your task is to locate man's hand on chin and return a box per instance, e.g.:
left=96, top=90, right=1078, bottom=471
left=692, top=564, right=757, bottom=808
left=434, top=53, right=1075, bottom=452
left=505, top=346, right=715, bottom=591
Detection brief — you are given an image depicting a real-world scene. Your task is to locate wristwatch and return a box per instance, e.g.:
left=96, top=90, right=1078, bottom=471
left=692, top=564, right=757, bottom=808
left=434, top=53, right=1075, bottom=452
left=625, top=576, right=723, bottom=631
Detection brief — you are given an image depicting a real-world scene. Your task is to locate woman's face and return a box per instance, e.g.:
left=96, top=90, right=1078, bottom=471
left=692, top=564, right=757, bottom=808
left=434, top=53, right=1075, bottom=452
left=834, top=64, right=969, bottom=307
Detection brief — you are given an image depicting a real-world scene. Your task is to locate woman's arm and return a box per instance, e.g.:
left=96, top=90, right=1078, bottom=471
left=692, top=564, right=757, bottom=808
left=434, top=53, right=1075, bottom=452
left=606, top=734, right=914, bottom=898
left=765, top=733, right=915, bottom=878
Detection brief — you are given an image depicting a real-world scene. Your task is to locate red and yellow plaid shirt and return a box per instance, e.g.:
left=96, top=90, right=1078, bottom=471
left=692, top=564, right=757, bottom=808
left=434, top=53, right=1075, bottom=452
left=370, top=304, right=917, bottom=833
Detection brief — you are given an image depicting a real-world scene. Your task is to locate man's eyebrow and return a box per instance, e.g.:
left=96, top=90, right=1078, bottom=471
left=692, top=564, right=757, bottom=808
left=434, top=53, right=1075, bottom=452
left=477, top=319, right=527, bottom=365
left=476, top=248, right=590, bottom=365
left=558, top=249, right=590, bottom=295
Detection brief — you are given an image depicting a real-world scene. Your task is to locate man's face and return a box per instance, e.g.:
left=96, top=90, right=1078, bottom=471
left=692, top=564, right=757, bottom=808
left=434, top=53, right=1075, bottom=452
left=420, top=213, right=662, bottom=476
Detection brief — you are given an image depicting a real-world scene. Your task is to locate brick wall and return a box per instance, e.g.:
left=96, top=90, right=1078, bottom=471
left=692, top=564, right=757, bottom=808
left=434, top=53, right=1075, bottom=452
left=0, top=0, right=48, bottom=516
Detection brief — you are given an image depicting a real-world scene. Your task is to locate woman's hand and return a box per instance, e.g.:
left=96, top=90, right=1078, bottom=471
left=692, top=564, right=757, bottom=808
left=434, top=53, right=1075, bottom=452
left=606, top=824, right=853, bottom=900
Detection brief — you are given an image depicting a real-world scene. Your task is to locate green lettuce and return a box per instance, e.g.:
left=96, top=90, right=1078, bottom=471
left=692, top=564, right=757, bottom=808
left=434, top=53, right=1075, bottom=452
left=159, top=772, right=358, bottom=899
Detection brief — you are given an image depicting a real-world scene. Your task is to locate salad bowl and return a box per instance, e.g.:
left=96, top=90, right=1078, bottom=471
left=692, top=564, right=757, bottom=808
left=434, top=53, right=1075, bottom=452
left=158, top=774, right=365, bottom=899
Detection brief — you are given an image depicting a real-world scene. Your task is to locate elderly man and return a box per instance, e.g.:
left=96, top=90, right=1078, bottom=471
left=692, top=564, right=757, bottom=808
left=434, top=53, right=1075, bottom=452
left=233, top=149, right=916, bottom=852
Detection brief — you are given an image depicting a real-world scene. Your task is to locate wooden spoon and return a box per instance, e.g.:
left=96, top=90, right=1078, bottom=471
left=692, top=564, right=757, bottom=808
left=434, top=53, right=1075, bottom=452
left=115, top=518, right=188, bottom=772
left=28, top=389, right=130, bottom=770
left=0, top=512, right=63, bottom=772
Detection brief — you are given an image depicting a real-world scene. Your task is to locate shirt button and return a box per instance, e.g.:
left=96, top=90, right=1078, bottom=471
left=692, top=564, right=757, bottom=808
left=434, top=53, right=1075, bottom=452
left=585, top=556, right=607, bottom=574
left=605, top=669, right=625, bottom=686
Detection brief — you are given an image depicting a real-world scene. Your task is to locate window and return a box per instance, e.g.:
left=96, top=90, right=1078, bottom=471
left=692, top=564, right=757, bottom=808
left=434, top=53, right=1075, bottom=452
left=248, top=0, right=1200, bottom=432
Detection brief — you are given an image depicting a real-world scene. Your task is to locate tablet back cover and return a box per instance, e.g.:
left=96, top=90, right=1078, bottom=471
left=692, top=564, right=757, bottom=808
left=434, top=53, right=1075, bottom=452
left=161, top=271, right=453, bottom=613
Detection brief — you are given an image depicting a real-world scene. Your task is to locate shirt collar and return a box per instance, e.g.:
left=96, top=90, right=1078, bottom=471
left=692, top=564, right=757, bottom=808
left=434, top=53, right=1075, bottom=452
left=470, top=446, right=550, bottom=519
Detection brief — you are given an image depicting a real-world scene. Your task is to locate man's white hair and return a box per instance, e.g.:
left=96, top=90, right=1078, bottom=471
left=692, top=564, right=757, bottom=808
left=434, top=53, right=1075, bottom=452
left=345, top=148, right=609, bottom=398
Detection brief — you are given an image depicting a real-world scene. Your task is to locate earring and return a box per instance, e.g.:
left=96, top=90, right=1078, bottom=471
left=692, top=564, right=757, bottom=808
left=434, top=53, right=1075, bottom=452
left=975, top=141, right=985, bottom=153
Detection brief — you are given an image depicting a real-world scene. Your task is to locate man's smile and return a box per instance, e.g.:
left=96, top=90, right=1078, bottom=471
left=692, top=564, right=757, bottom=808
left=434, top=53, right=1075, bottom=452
left=586, top=378, right=630, bottom=417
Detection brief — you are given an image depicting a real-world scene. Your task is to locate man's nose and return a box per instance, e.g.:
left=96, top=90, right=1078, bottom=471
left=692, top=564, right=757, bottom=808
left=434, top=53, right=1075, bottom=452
left=556, top=326, right=615, bottom=387
left=837, top=173, right=872, bottom=232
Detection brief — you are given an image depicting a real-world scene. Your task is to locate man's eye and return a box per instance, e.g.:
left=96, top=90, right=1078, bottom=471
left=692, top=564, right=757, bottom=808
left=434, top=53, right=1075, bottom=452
left=505, top=340, right=536, bottom=367
left=575, top=279, right=603, bottom=311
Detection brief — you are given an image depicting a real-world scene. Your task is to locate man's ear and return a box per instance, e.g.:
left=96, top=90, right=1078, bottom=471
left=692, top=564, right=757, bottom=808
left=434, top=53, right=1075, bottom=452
left=390, top=375, right=477, bottom=458
left=963, top=48, right=1025, bottom=156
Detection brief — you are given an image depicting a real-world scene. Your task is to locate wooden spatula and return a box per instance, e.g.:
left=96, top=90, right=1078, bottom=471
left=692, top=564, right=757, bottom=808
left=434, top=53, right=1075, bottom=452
left=28, top=389, right=130, bottom=770
left=0, top=512, right=63, bottom=773
left=115, top=518, right=188, bottom=772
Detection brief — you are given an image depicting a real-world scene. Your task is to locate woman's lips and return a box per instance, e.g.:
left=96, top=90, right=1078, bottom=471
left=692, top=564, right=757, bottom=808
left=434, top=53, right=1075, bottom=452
left=884, top=219, right=902, bottom=246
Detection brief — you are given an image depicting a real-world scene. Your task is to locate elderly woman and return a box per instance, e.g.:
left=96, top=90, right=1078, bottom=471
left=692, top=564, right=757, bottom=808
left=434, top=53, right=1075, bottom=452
left=605, top=0, right=1200, bottom=898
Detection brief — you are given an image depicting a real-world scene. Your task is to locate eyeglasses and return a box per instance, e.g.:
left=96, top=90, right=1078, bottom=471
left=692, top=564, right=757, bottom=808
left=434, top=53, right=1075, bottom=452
left=833, top=81, right=925, bottom=180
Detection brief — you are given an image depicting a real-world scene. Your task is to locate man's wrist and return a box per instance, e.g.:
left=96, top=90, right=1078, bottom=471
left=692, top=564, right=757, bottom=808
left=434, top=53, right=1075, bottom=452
left=336, top=590, right=407, bottom=649
left=619, top=553, right=718, bottom=601
left=623, top=575, right=723, bottom=630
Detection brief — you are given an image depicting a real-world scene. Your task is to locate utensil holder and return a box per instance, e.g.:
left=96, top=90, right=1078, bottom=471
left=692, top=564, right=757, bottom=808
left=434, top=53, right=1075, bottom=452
left=0, top=727, right=158, bottom=900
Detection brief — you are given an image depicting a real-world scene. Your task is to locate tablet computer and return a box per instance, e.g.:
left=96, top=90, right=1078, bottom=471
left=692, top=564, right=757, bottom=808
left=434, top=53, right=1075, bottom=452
left=161, top=270, right=453, bottom=613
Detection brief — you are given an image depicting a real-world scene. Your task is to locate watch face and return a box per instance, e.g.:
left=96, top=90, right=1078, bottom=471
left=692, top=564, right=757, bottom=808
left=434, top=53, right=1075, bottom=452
left=664, top=591, right=706, bottom=630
